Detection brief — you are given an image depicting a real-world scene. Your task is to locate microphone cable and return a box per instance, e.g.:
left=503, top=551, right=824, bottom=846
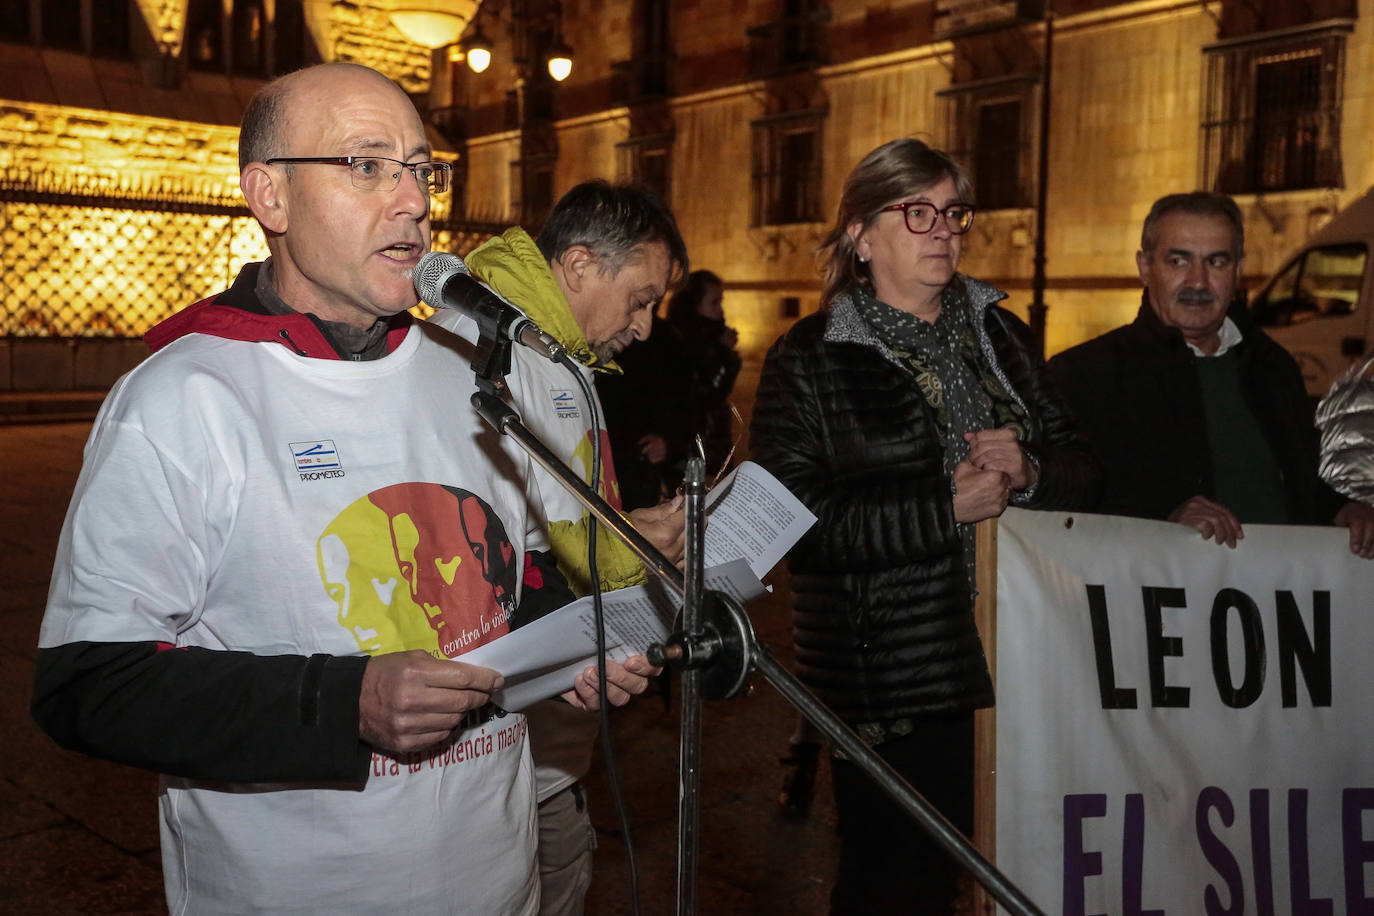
left=556, top=351, right=644, bottom=916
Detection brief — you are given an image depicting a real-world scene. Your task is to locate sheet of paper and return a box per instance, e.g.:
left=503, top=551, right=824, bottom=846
left=463, top=558, right=766, bottom=711
left=462, top=460, right=817, bottom=710
left=702, top=460, right=818, bottom=579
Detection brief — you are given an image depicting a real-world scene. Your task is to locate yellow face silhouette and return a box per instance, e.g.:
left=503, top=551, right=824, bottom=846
left=318, top=496, right=439, bottom=656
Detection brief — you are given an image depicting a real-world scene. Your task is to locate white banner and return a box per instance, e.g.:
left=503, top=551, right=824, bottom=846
left=993, top=508, right=1374, bottom=915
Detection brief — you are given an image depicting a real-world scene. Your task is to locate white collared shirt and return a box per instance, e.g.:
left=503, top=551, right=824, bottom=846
left=1187, top=316, right=1244, bottom=357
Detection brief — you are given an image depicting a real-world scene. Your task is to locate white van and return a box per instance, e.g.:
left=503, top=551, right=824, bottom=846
left=1248, top=185, right=1374, bottom=398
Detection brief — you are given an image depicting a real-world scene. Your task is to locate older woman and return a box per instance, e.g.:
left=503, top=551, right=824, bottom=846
left=750, top=138, right=1099, bottom=912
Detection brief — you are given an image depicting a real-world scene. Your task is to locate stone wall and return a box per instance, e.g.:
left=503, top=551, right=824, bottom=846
left=454, top=0, right=1374, bottom=359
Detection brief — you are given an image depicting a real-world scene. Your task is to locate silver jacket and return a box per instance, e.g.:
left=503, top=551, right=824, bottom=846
left=1316, top=354, right=1374, bottom=505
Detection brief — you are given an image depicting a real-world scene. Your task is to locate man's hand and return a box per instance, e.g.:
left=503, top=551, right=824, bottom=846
left=1167, top=495, right=1244, bottom=548
left=964, top=429, right=1036, bottom=491
left=628, top=496, right=686, bottom=565
left=561, top=655, right=661, bottom=711
left=1334, top=500, right=1374, bottom=559
left=952, top=458, right=1011, bottom=524
left=638, top=434, right=668, bottom=464
left=359, top=650, right=503, bottom=754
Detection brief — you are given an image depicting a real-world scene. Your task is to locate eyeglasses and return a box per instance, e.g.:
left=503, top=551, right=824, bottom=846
left=879, top=201, right=976, bottom=235
left=264, top=156, right=452, bottom=194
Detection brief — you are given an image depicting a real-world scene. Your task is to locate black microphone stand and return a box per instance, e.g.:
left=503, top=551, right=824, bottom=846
left=466, top=332, right=1045, bottom=916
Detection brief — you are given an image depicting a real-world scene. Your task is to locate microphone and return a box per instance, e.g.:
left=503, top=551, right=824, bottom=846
left=413, top=251, right=566, bottom=363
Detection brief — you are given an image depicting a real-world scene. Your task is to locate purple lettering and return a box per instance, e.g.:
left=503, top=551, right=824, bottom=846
left=1123, top=793, right=1163, bottom=916
left=1288, top=789, right=1333, bottom=915
left=1198, top=786, right=1244, bottom=915
left=1064, top=793, right=1108, bottom=916
left=1251, top=789, right=1276, bottom=916
left=1343, top=788, right=1374, bottom=915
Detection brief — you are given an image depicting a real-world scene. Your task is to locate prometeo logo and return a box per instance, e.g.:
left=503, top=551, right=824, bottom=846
left=550, top=389, right=581, bottom=420
left=292, top=440, right=346, bottom=481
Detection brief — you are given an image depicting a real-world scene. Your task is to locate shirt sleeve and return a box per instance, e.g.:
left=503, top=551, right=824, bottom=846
left=32, top=640, right=372, bottom=784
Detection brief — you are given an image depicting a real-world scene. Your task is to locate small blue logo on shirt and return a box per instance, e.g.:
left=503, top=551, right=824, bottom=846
left=550, top=389, right=581, bottom=420
left=292, top=440, right=345, bottom=480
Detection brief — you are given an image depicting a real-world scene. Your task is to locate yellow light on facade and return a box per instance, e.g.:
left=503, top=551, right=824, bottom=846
left=389, top=3, right=479, bottom=50
left=546, top=44, right=573, bottom=82
left=462, top=25, right=493, bottom=74
left=467, top=44, right=492, bottom=73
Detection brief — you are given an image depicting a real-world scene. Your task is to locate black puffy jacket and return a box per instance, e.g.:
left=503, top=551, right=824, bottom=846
left=749, top=278, right=1100, bottom=725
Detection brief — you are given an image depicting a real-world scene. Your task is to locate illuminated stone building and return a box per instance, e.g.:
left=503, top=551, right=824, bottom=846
left=3, top=0, right=1372, bottom=392
left=442, top=0, right=1374, bottom=358
left=0, top=0, right=492, bottom=391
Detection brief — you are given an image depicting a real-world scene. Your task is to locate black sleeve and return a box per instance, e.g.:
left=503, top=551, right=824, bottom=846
left=696, top=340, right=742, bottom=408
left=32, top=641, right=372, bottom=784
left=510, top=548, right=576, bottom=628
left=749, top=332, right=964, bottom=574
left=991, top=307, right=1103, bottom=511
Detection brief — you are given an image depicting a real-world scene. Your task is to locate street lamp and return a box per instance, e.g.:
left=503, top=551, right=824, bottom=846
left=388, top=3, right=478, bottom=50
left=546, top=39, right=573, bottom=81
left=463, top=26, right=493, bottom=73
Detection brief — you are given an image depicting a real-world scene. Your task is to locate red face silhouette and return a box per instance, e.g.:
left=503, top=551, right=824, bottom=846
left=365, top=483, right=517, bottom=658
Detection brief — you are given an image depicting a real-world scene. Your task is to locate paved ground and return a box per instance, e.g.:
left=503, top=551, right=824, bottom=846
left=0, top=401, right=843, bottom=913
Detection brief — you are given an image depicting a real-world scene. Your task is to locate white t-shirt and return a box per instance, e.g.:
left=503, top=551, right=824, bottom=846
left=41, top=321, right=541, bottom=915
left=430, top=311, right=611, bottom=802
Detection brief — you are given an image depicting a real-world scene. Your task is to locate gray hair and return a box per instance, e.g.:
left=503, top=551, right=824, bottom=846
left=536, top=180, right=688, bottom=284
left=1140, top=191, right=1245, bottom=258
left=238, top=74, right=295, bottom=172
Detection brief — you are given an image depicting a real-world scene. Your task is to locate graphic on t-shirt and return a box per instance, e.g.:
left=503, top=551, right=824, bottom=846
left=316, top=483, right=517, bottom=659
left=292, top=440, right=341, bottom=471
left=570, top=428, right=622, bottom=512
left=550, top=389, right=580, bottom=420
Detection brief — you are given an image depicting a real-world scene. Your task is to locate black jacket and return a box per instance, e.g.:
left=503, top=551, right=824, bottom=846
left=1046, top=296, right=1342, bottom=525
left=749, top=280, right=1100, bottom=725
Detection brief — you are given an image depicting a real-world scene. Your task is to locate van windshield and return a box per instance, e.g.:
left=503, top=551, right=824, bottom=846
left=1251, top=242, right=1367, bottom=327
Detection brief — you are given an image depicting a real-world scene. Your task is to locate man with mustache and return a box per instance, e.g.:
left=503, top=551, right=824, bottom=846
left=1048, top=191, right=1374, bottom=556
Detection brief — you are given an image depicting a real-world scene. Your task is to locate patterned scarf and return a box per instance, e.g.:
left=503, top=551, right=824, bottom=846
left=852, top=280, right=1027, bottom=594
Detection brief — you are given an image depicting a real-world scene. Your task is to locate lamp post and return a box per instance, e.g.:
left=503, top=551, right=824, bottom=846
left=388, top=2, right=479, bottom=50
left=1028, top=9, right=1053, bottom=358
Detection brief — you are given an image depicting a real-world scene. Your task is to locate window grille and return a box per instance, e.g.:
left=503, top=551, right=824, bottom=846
left=938, top=74, right=1037, bottom=211
left=746, top=0, right=830, bottom=78
left=2, top=0, right=131, bottom=57
left=0, top=168, right=488, bottom=338
left=618, top=136, right=673, bottom=205
left=514, top=156, right=556, bottom=229
left=612, top=0, right=672, bottom=102
left=0, top=1, right=31, bottom=41
left=751, top=110, right=825, bottom=227
left=1201, top=23, right=1351, bottom=195
left=186, top=0, right=314, bottom=78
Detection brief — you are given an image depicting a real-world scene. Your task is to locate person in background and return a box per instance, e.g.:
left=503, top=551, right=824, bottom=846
left=1047, top=191, right=1374, bottom=557
left=1316, top=353, right=1374, bottom=509
left=749, top=137, right=1100, bottom=913
left=432, top=179, right=688, bottom=915
left=664, top=269, right=743, bottom=477
left=597, top=310, right=698, bottom=510
left=31, top=64, right=652, bottom=914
